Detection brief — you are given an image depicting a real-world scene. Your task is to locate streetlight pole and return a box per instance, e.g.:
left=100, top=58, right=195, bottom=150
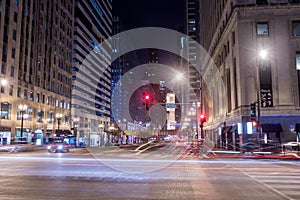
left=99, top=124, right=104, bottom=146
left=199, top=77, right=204, bottom=140
left=18, top=104, right=28, bottom=140
left=256, top=49, right=268, bottom=143
left=56, top=113, right=62, bottom=136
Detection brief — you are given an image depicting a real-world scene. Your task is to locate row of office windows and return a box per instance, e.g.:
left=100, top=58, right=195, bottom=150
left=0, top=85, right=70, bottom=109
left=0, top=103, right=69, bottom=124
left=215, top=20, right=300, bottom=67
left=257, top=20, right=300, bottom=37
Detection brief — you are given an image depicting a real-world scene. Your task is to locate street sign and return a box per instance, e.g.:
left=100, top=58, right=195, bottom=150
left=261, top=88, right=273, bottom=107
left=166, top=104, right=177, bottom=109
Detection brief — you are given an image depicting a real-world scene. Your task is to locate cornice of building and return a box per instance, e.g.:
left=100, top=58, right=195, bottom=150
left=207, top=1, right=300, bottom=58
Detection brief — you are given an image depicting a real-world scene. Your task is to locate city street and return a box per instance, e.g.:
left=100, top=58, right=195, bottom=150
left=0, top=148, right=299, bottom=200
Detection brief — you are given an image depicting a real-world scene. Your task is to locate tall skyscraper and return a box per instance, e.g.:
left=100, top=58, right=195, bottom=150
left=148, top=48, right=159, bottom=63
left=0, top=0, right=73, bottom=145
left=182, top=0, right=202, bottom=138
left=72, top=0, right=112, bottom=146
left=111, top=16, right=125, bottom=125
left=185, top=0, right=200, bottom=103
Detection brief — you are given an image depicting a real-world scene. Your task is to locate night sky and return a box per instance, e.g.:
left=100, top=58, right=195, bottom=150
left=112, top=0, right=185, bottom=31
left=112, top=0, right=186, bottom=69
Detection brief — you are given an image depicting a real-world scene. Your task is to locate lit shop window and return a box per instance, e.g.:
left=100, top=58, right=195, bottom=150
left=296, top=52, right=300, bottom=70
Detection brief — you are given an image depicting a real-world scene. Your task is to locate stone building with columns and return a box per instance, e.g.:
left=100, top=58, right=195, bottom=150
left=199, top=0, right=300, bottom=148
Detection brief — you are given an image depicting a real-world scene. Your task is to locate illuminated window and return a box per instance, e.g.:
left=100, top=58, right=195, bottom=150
left=257, top=22, right=269, bottom=36
left=297, top=52, right=300, bottom=70
left=37, top=110, right=44, bottom=123
left=297, top=52, right=300, bottom=106
left=0, top=103, right=11, bottom=119
left=293, top=21, right=300, bottom=37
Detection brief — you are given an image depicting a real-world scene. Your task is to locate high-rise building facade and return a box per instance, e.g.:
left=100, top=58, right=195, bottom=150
left=181, top=0, right=202, bottom=138
left=200, top=0, right=300, bottom=148
left=0, top=0, right=73, bottom=145
left=148, top=48, right=159, bottom=63
left=111, top=16, right=125, bottom=125
left=72, top=0, right=112, bottom=146
left=185, top=0, right=200, bottom=103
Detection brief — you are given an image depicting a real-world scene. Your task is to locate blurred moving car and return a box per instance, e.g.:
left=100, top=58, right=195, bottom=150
left=282, top=142, right=300, bottom=152
left=47, top=141, right=70, bottom=153
left=241, top=142, right=261, bottom=153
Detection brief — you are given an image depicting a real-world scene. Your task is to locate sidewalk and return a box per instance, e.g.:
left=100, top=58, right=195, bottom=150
left=203, top=150, right=300, bottom=160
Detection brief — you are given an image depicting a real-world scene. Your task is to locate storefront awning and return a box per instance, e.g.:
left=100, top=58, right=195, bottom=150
left=63, top=130, right=72, bottom=135
left=55, top=130, right=72, bottom=136
left=261, top=123, right=282, bottom=133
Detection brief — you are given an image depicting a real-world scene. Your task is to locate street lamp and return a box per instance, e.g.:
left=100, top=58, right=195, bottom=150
left=259, top=49, right=268, bottom=60
left=256, top=48, right=269, bottom=143
left=56, top=113, right=63, bottom=135
left=18, top=104, right=28, bottom=139
left=0, top=76, right=7, bottom=99
left=1, top=78, right=7, bottom=86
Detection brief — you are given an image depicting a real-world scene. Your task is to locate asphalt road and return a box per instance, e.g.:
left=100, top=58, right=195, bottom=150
left=0, top=148, right=299, bottom=200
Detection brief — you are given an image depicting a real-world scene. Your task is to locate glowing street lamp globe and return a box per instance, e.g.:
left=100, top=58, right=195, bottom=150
left=259, top=49, right=268, bottom=60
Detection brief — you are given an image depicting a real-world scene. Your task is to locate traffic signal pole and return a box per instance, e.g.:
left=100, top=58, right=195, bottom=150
left=256, top=60, right=262, bottom=144
left=200, top=78, right=204, bottom=139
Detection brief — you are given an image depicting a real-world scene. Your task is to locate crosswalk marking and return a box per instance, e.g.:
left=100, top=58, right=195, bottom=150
left=244, top=170, right=300, bottom=200
left=251, top=175, right=300, bottom=179
left=284, top=191, right=300, bottom=196
left=270, top=184, right=300, bottom=189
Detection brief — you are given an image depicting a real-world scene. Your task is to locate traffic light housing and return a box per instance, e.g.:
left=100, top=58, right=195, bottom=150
left=143, top=93, right=152, bottom=110
left=200, top=114, right=206, bottom=124
left=250, top=103, right=256, bottom=120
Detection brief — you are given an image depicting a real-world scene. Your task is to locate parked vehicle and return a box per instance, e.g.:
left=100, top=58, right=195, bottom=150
left=47, top=141, right=70, bottom=153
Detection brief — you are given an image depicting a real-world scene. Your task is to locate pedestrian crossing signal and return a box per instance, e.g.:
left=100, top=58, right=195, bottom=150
left=250, top=103, right=256, bottom=120
left=252, top=120, right=259, bottom=127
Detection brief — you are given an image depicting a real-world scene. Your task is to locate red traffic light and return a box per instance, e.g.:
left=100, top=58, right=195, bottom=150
left=252, top=120, right=259, bottom=127
left=143, top=93, right=151, bottom=102
left=200, top=114, right=206, bottom=123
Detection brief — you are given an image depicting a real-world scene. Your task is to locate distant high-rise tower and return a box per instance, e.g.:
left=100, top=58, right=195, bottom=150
left=111, top=16, right=125, bottom=124
left=148, top=48, right=159, bottom=63
left=185, top=0, right=200, bottom=104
